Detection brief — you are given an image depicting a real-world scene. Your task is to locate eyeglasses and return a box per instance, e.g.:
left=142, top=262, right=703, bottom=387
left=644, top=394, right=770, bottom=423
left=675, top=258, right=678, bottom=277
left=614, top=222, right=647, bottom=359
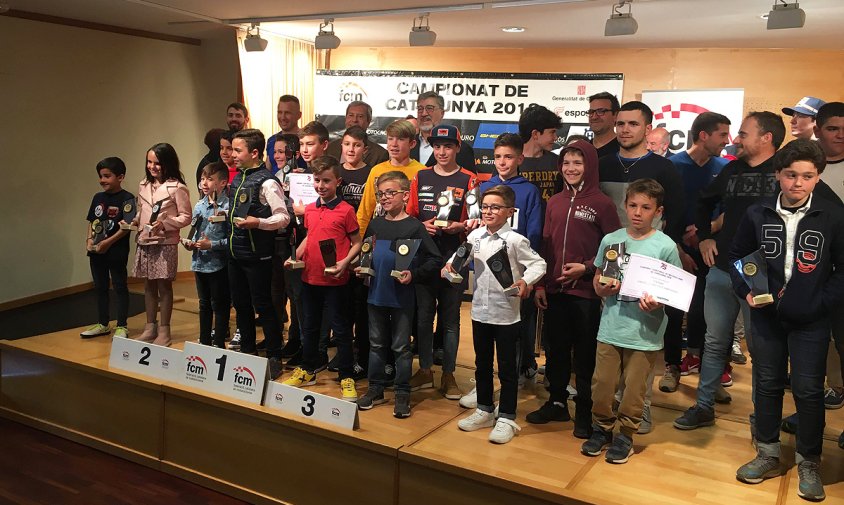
left=587, top=108, right=614, bottom=117
left=480, top=204, right=512, bottom=214
left=375, top=189, right=405, bottom=199
left=416, top=105, right=441, bottom=113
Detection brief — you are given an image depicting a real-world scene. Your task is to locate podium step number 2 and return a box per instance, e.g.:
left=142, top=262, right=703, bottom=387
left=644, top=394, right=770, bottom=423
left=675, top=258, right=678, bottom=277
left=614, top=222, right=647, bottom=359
left=179, top=342, right=268, bottom=405
left=264, top=382, right=360, bottom=430
left=109, top=336, right=184, bottom=382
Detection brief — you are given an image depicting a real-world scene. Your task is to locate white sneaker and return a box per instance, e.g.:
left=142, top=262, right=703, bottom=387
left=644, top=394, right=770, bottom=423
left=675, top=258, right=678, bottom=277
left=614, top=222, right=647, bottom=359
left=229, top=328, right=242, bottom=351
left=458, top=408, right=496, bottom=432
left=489, top=418, right=521, bottom=444
left=459, top=387, right=478, bottom=409
left=567, top=384, right=578, bottom=399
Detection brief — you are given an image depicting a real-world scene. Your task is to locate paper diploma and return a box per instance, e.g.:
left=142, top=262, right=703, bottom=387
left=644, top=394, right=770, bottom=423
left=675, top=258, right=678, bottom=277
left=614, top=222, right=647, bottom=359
left=287, top=172, right=319, bottom=205
left=618, top=253, right=697, bottom=312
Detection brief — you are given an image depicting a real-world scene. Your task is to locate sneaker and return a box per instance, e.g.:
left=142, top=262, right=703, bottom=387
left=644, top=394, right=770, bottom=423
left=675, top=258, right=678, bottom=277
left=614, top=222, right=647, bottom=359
left=357, top=389, right=387, bottom=410
left=605, top=433, right=634, bottom=464
left=731, top=342, right=748, bottom=365
left=637, top=406, right=652, bottom=435
left=781, top=413, right=798, bottom=434
left=659, top=365, right=680, bottom=393
left=714, top=385, right=733, bottom=404
left=284, top=349, right=303, bottom=369
left=489, top=418, right=521, bottom=444
left=679, top=353, right=701, bottom=375
left=673, top=405, right=715, bottom=430
left=736, top=455, right=780, bottom=484
left=114, top=326, right=129, bottom=338
left=394, top=392, right=411, bottom=418
left=824, top=387, right=844, bottom=409
left=458, top=408, right=496, bottom=432
left=282, top=367, right=316, bottom=387
left=518, top=365, right=538, bottom=388
left=440, top=372, right=462, bottom=400
left=228, top=328, right=242, bottom=351
left=80, top=323, right=110, bottom=338
left=526, top=401, right=570, bottom=424
left=409, top=369, right=434, bottom=391
left=581, top=427, right=613, bottom=456
left=459, top=387, right=478, bottom=409
left=340, top=378, right=357, bottom=402
left=280, top=341, right=300, bottom=358
left=797, top=460, right=825, bottom=501
left=313, top=354, right=329, bottom=374
left=566, top=384, right=578, bottom=399
left=433, top=348, right=444, bottom=366
left=384, top=364, right=396, bottom=389
left=268, top=357, right=282, bottom=381
left=721, top=364, right=733, bottom=387
left=327, top=353, right=340, bottom=373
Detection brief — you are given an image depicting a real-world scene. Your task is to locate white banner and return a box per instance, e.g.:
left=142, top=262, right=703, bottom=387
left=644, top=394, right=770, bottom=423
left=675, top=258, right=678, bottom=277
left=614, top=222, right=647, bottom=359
left=641, top=88, right=745, bottom=154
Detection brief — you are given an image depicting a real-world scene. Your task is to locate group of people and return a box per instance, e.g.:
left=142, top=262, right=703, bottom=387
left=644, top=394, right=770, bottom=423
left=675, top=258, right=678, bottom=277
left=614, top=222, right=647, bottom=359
left=83, top=89, right=844, bottom=501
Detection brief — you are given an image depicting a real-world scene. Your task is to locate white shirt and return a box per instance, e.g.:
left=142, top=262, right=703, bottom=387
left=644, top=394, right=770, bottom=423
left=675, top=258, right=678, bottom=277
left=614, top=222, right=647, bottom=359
left=257, top=178, right=291, bottom=231
left=775, top=192, right=811, bottom=284
left=418, top=135, right=433, bottom=165
left=450, top=223, right=546, bottom=325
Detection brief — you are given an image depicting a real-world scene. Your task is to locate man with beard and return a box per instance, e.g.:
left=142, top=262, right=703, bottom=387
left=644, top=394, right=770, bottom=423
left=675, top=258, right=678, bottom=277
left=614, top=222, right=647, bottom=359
left=226, top=102, right=249, bottom=132
left=267, top=95, right=304, bottom=174
left=411, top=91, right=477, bottom=173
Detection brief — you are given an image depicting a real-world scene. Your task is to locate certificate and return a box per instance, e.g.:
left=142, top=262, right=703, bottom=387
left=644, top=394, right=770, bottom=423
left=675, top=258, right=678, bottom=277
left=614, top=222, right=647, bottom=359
left=287, top=172, right=319, bottom=205
left=618, top=253, right=697, bottom=312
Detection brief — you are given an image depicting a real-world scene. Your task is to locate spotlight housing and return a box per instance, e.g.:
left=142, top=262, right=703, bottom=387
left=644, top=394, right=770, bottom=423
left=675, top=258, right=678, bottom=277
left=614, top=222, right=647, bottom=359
left=243, top=24, right=268, bottom=52
left=315, top=18, right=341, bottom=49
left=767, top=1, right=805, bottom=30
left=604, top=0, right=638, bottom=37
left=409, top=13, right=437, bottom=46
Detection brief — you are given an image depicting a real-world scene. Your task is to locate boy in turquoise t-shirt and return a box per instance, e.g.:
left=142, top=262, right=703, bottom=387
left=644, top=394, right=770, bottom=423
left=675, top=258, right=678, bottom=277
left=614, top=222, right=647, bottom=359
left=581, top=178, right=681, bottom=464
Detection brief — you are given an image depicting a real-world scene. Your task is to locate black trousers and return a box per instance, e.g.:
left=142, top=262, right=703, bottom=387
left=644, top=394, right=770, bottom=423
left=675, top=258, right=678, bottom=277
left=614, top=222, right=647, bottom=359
left=228, top=258, right=282, bottom=359
left=195, top=269, right=230, bottom=347
left=89, top=252, right=129, bottom=327
left=472, top=320, right=520, bottom=418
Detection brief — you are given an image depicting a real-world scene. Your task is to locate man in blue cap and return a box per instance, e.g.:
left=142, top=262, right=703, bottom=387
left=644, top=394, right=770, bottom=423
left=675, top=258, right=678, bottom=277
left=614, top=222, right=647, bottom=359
left=783, top=96, right=826, bottom=140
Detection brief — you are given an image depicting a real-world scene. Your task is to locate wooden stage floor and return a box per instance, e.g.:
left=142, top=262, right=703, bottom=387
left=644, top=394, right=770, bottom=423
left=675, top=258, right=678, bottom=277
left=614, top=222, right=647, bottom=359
left=3, top=279, right=844, bottom=504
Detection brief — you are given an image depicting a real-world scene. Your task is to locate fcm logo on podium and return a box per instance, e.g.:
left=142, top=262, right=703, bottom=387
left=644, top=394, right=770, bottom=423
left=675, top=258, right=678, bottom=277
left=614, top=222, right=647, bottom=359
left=185, top=355, right=208, bottom=383
left=232, top=366, right=258, bottom=394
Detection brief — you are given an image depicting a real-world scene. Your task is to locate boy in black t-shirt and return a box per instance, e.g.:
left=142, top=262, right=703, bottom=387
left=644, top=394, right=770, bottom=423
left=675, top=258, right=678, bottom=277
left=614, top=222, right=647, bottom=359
left=83, top=157, right=133, bottom=339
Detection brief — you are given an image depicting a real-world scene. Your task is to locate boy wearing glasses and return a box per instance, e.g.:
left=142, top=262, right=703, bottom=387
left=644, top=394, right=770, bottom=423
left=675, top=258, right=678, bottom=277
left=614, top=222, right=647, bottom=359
left=408, top=124, right=480, bottom=400
left=355, top=171, right=442, bottom=418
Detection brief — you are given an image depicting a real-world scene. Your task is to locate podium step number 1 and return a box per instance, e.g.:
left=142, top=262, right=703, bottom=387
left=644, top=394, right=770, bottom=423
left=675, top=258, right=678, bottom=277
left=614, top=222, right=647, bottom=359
left=179, top=342, right=269, bottom=405
left=264, top=382, right=360, bottom=430
left=109, top=336, right=183, bottom=382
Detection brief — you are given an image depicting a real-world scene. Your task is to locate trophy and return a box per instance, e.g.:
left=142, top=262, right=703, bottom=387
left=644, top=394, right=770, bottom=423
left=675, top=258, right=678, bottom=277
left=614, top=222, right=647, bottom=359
left=232, top=188, right=251, bottom=225
left=358, top=235, right=376, bottom=277
left=208, top=190, right=226, bottom=223
left=434, top=189, right=455, bottom=227
left=120, top=198, right=138, bottom=230
left=465, top=186, right=481, bottom=221
left=320, top=238, right=338, bottom=275
left=598, top=242, right=626, bottom=286
left=735, top=248, right=774, bottom=305
left=287, top=228, right=304, bottom=270
left=391, top=239, right=421, bottom=280
left=187, top=215, right=204, bottom=243
left=89, top=219, right=106, bottom=251
left=145, top=197, right=169, bottom=233
left=445, top=240, right=472, bottom=283
left=486, top=247, right=519, bottom=296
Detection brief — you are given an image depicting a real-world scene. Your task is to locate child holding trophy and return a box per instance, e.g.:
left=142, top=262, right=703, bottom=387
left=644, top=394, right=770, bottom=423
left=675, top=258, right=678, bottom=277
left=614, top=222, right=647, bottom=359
left=130, top=143, right=191, bottom=347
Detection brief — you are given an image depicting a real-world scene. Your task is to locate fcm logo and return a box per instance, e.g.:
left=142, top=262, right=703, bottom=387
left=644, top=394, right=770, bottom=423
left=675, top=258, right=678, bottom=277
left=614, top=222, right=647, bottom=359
left=233, top=366, right=256, bottom=387
left=338, top=82, right=367, bottom=102
left=185, top=355, right=207, bottom=375
left=652, top=103, right=732, bottom=151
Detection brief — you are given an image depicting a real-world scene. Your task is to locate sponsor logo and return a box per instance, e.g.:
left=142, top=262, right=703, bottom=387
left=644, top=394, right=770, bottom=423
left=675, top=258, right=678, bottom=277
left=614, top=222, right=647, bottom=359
left=474, top=122, right=518, bottom=150
left=185, top=355, right=207, bottom=382
left=573, top=205, right=597, bottom=223
left=232, top=366, right=257, bottom=393
left=161, top=358, right=170, bottom=369
left=421, top=185, right=434, bottom=191
left=94, top=204, right=104, bottom=218
left=122, top=351, right=129, bottom=360
left=338, top=81, right=368, bottom=102
left=107, top=206, right=119, bottom=218
left=331, top=407, right=341, bottom=417
left=422, top=204, right=437, bottom=212
left=577, top=85, right=586, bottom=95
left=651, top=103, right=733, bottom=151
left=274, top=392, right=284, bottom=402
left=437, top=128, right=450, bottom=136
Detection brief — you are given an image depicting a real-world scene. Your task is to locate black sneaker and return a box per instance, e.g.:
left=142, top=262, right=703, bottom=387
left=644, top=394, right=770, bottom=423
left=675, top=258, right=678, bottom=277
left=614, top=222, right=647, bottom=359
left=357, top=389, right=387, bottom=410
left=280, top=341, right=300, bottom=358
left=581, top=426, right=613, bottom=456
left=526, top=401, right=570, bottom=424
left=327, top=353, right=340, bottom=373
left=268, top=357, right=282, bottom=381
left=673, top=405, right=715, bottom=430
left=284, top=349, right=303, bottom=370
left=256, top=340, right=266, bottom=351
left=313, top=354, right=329, bottom=374
left=394, top=392, right=411, bottom=418
left=781, top=412, right=798, bottom=434
left=605, top=433, right=634, bottom=464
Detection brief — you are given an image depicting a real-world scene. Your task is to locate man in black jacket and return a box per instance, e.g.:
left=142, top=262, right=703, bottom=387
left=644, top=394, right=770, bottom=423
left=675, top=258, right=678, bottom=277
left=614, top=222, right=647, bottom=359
left=411, top=91, right=477, bottom=173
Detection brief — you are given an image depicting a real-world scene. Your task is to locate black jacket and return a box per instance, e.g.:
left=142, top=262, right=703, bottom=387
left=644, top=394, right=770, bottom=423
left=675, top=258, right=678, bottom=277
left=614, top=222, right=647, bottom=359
left=411, top=136, right=477, bottom=173
left=228, top=164, right=277, bottom=261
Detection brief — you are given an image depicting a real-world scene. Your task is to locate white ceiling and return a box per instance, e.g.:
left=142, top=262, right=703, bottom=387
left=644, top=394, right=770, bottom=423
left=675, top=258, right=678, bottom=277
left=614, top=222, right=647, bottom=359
left=7, top=0, right=844, bottom=48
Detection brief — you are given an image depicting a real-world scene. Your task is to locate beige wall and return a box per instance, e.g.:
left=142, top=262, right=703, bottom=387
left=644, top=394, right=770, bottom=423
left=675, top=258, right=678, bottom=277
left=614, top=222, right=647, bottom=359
left=329, top=47, right=844, bottom=113
left=0, top=17, right=239, bottom=304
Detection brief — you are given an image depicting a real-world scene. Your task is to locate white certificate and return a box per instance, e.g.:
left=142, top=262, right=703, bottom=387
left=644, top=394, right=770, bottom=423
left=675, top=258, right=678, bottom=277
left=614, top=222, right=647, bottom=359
left=287, top=172, right=319, bottom=205
left=618, top=253, right=697, bottom=312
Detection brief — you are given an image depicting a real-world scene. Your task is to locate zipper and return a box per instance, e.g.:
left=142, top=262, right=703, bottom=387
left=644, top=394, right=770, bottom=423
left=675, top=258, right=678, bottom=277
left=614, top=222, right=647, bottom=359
left=229, top=169, right=250, bottom=256
left=559, top=186, right=577, bottom=287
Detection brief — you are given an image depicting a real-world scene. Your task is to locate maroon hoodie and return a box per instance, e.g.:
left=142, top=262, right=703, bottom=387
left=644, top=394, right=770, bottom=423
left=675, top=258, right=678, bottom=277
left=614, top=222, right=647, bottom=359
left=539, top=140, right=621, bottom=299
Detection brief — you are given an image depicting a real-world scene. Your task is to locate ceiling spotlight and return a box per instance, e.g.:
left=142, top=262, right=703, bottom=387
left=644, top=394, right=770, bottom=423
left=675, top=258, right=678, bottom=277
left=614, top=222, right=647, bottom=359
left=243, top=23, right=268, bottom=52
left=766, top=1, right=805, bottom=30
left=409, top=13, right=437, bottom=46
left=501, top=26, right=526, bottom=33
left=315, top=18, right=341, bottom=50
left=604, top=0, right=638, bottom=37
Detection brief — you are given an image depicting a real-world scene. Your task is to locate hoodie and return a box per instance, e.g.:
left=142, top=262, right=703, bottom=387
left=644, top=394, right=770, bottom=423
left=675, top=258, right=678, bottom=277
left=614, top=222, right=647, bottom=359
left=538, top=140, right=622, bottom=299
left=479, top=174, right=543, bottom=251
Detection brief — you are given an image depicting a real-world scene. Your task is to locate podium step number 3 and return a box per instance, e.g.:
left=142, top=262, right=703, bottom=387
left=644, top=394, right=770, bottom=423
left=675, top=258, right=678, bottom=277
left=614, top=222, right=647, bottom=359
left=109, top=336, right=183, bottom=382
left=264, top=382, right=360, bottom=430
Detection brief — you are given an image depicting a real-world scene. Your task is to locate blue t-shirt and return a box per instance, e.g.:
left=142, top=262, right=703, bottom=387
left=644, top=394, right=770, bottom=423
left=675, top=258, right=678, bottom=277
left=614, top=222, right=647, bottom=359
left=593, top=228, right=681, bottom=351
left=670, top=151, right=728, bottom=226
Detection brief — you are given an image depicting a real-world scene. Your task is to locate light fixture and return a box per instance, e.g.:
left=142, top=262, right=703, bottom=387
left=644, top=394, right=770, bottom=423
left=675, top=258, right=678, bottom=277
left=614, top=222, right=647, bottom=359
left=604, top=0, right=637, bottom=37
left=501, top=26, right=526, bottom=33
left=409, top=13, right=437, bottom=46
left=766, top=1, right=805, bottom=30
left=243, top=23, right=268, bottom=52
left=315, top=18, right=341, bottom=49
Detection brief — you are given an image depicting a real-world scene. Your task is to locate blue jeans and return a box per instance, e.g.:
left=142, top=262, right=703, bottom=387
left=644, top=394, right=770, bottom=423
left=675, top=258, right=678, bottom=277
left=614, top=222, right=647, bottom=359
left=367, top=305, right=412, bottom=393
left=752, top=314, right=829, bottom=460
left=416, top=280, right=461, bottom=373
left=697, top=267, right=752, bottom=410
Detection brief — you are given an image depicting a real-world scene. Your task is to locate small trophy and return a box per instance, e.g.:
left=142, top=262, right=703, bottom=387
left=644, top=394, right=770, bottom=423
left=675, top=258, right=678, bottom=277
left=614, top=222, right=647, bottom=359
left=598, top=242, right=626, bottom=286
left=187, top=215, right=204, bottom=243
left=145, top=197, right=169, bottom=233
left=486, top=247, right=519, bottom=296
left=358, top=235, right=376, bottom=277
left=208, top=190, right=226, bottom=223
left=232, top=189, right=251, bottom=225
left=287, top=228, right=304, bottom=270
left=391, top=239, right=421, bottom=280
left=320, top=238, right=338, bottom=275
left=445, top=240, right=472, bottom=283
left=120, top=198, right=138, bottom=230
left=465, top=186, right=481, bottom=221
left=89, top=219, right=106, bottom=251
left=735, top=248, right=774, bottom=305
left=434, top=189, right=455, bottom=227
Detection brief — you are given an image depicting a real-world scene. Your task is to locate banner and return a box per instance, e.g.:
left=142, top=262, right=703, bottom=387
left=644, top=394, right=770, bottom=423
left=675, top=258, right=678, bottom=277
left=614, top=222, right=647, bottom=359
left=315, top=70, right=624, bottom=174
left=641, top=89, right=745, bottom=154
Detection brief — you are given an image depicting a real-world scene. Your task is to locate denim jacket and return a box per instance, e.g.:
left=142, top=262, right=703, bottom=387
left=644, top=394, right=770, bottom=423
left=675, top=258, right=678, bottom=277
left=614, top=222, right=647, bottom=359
left=191, top=195, right=230, bottom=273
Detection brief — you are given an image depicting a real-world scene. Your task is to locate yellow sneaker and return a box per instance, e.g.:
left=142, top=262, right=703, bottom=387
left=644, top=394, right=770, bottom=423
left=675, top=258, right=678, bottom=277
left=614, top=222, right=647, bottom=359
left=340, top=378, right=358, bottom=402
left=282, top=367, right=316, bottom=387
